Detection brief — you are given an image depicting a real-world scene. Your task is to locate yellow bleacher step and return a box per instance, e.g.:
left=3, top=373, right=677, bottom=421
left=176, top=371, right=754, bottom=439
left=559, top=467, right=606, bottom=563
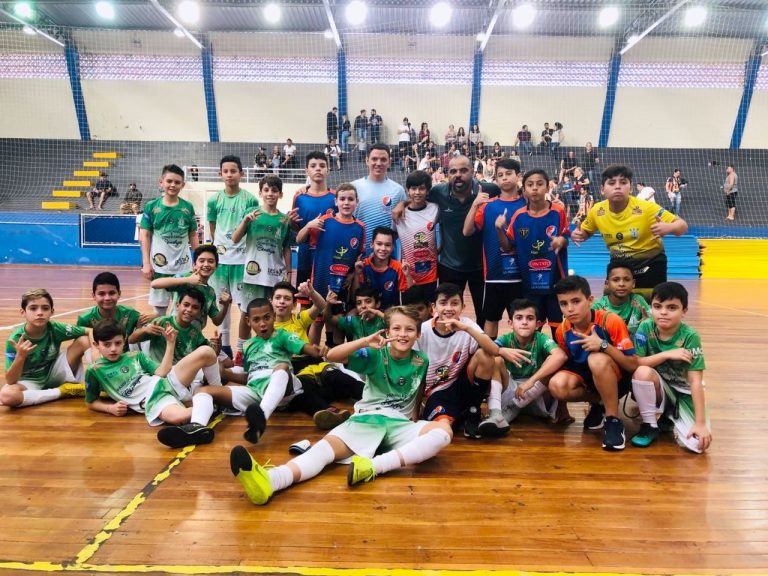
left=74, top=170, right=101, bottom=177
left=53, top=190, right=82, bottom=198
left=93, top=152, right=119, bottom=159
left=83, top=161, right=111, bottom=167
left=42, top=201, right=74, bottom=210
left=63, top=180, right=92, bottom=187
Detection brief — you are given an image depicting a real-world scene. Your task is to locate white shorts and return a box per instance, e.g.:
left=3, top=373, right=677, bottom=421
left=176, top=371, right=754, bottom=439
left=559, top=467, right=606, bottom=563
left=654, top=371, right=708, bottom=453
left=16, top=351, right=82, bottom=390
left=229, top=371, right=303, bottom=414
left=501, top=377, right=557, bottom=422
left=148, top=285, right=172, bottom=307
left=328, top=413, right=428, bottom=461
left=144, top=368, right=189, bottom=426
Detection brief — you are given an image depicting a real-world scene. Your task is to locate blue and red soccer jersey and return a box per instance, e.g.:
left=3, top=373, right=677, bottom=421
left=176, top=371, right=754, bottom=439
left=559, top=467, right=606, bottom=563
left=474, top=196, right=526, bottom=282
left=358, top=256, right=409, bottom=309
left=310, top=214, right=365, bottom=298
left=292, top=189, right=337, bottom=272
left=555, top=309, right=635, bottom=367
left=506, top=204, right=569, bottom=294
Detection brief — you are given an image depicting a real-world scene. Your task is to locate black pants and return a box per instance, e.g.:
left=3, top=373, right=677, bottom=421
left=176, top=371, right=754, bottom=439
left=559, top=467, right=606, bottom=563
left=437, top=264, right=486, bottom=328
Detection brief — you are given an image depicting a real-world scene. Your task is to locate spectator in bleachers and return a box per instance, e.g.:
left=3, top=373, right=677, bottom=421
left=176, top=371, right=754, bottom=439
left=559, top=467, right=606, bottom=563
left=635, top=181, right=657, bottom=204
left=340, top=113, right=351, bottom=153
left=445, top=124, right=457, bottom=148
left=120, top=182, right=143, bottom=215
left=551, top=122, right=564, bottom=159
left=515, top=124, right=533, bottom=156
left=559, top=150, right=578, bottom=182
left=354, top=109, right=368, bottom=144
left=270, top=145, right=282, bottom=175
left=398, top=117, right=412, bottom=160
left=490, top=142, right=504, bottom=162
left=87, top=172, right=114, bottom=211
left=418, top=123, right=431, bottom=153
left=189, top=165, right=199, bottom=182
left=440, top=146, right=453, bottom=172
left=468, top=124, right=481, bottom=151
left=456, top=126, right=466, bottom=147
left=403, top=144, right=419, bottom=173
left=281, top=138, right=298, bottom=173
left=324, top=138, right=342, bottom=171
left=574, top=166, right=590, bottom=195
left=253, top=147, right=268, bottom=177
left=539, top=122, right=553, bottom=153
left=508, top=148, right=521, bottom=163
left=665, top=168, right=684, bottom=216
left=723, top=164, right=738, bottom=221
left=326, top=106, right=338, bottom=142
left=475, top=141, right=487, bottom=162
left=369, top=108, right=383, bottom=144
left=581, top=142, right=599, bottom=186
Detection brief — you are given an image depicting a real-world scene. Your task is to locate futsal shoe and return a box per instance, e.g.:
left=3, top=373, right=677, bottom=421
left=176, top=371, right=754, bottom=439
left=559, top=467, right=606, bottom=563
left=583, top=403, right=605, bottom=430
left=630, top=423, right=660, bottom=448
left=601, top=416, right=626, bottom=451
left=230, top=445, right=273, bottom=505
left=462, top=406, right=482, bottom=439
left=313, top=406, right=351, bottom=430
left=244, top=404, right=267, bottom=444
left=477, top=409, right=510, bottom=438
left=157, top=423, right=214, bottom=448
left=58, top=382, right=86, bottom=398
left=347, top=455, right=376, bottom=486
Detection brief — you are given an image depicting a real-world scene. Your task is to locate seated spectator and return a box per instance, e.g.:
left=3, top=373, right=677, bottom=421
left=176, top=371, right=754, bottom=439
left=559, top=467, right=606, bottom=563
left=324, top=138, right=342, bottom=171
left=402, top=144, right=419, bottom=173
left=468, top=124, right=481, bottom=151
left=475, top=141, right=487, bottom=161
left=508, top=148, right=521, bottom=163
left=282, top=138, right=298, bottom=172
left=572, top=185, right=594, bottom=226
left=87, top=172, right=114, bottom=211
left=559, top=150, right=578, bottom=182
left=254, top=147, right=267, bottom=170
left=270, top=145, right=282, bottom=174
left=418, top=123, right=431, bottom=152
left=445, top=124, right=457, bottom=147
left=539, top=122, right=553, bottom=152
left=490, top=142, right=504, bottom=162
left=635, top=181, right=657, bottom=204
left=120, top=182, right=143, bottom=215
left=574, top=166, right=591, bottom=195
left=418, top=151, right=432, bottom=172
left=432, top=167, right=446, bottom=184
left=440, top=146, right=454, bottom=171
left=456, top=126, right=466, bottom=147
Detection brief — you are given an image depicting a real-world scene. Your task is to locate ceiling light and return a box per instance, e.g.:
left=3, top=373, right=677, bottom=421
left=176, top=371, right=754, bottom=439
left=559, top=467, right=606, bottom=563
left=14, top=2, right=34, bottom=20
left=177, top=0, right=199, bottom=25
left=323, top=28, right=334, bottom=39
left=599, top=6, right=619, bottom=28
left=173, top=27, right=185, bottom=38
left=684, top=5, right=707, bottom=27
left=263, top=3, right=281, bottom=24
left=346, top=0, right=367, bottom=26
left=95, top=1, right=114, bottom=19
left=430, top=1, right=452, bottom=28
left=476, top=31, right=485, bottom=42
left=512, top=3, right=536, bottom=29
left=22, top=24, right=35, bottom=35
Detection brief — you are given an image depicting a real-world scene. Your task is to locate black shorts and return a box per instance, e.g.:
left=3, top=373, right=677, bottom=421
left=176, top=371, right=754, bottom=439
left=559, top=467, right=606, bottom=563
left=560, top=360, right=631, bottom=398
left=482, top=282, right=523, bottom=322
left=528, top=292, right=563, bottom=326
left=296, top=268, right=312, bottom=304
left=725, top=192, right=737, bottom=209
left=422, top=370, right=487, bottom=422
left=613, top=252, right=667, bottom=291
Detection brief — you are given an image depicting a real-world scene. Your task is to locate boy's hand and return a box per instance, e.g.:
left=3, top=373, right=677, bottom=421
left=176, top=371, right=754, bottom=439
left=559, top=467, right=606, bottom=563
left=110, top=401, right=129, bottom=417
left=144, top=323, right=165, bottom=337
left=570, top=227, right=587, bottom=245
left=688, top=423, right=712, bottom=451
left=187, top=273, right=204, bottom=285
left=572, top=327, right=603, bottom=352
left=294, top=185, right=309, bottom=196
left=163, top=324, right=178, bottom=344
left=391, top=202, right=406, bottom=223
left=297, top=281, right=313, bottom=297
left=11, top=335, right=37, bottom=358
left=210, top=330, right=222, bottom=355
left=665, top=348, right=693, bottom=363
left=436, top=317, right=469, bottom=333
left=287, top=208, right=302, bottom=227
left=244, top=208, right=262, bottom=222
left=326, top=289, right=340, bottom=305
left=307, top=217, right=325, bottom=231
left=494, top=208, right=509, bottom=230
left=138, top=313, right=155, bottom=327
left=500, top=347, right=533, bottom=368
left=472, top=191, right=490, bottom=208
left=141, top=263, right=154, bottom=281
left=515, top=378, right=536, bottom=399
left=651, top=216, right=670, bottom=239
left=219, top=289, right=232, bottom=307
left=365, top=329, right=393, bottom=350
left=548, top=231, right=567, bottom=254
left=354, top=259, right=365, bottom=274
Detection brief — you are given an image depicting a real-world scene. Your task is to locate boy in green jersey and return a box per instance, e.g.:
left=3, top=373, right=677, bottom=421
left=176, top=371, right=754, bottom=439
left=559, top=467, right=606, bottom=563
left=325, top=286, right=386, bottom=345
left=140, top=164, right=199, bottom=316
left=128, top=288, right=211, bottom=366
left=478, top=298, right=569, bottom=437
left=151, top=244, right=232, bottom=330
left=86, top=320, right=221, bottom=445
left=230, top=306, right=453, bottom=506
left=592, top=262, right=650, bottom=337
left=631, top=282, right=711, bottom=453
left=158, top=298, right=326, bottom=449
left=2, top=289, right=90, bottom=408
left=207, top=155, right=258, bottom=358
left=77, top=272, right=152, bottom=349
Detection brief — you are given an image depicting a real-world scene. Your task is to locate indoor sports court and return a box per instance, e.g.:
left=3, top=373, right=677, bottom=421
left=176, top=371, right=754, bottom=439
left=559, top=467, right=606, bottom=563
left=1, top=1, right=768, bottom=575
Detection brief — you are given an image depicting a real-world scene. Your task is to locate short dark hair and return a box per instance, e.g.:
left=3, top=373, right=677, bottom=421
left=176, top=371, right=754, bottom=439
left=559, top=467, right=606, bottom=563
left=92, top=319, right=126, bottom=343
left=271, top=281, right=297, bottom=297
left=601, top=164, right=633, bottom=185
left=402, top=284, right=432, bottom=307
left=371, top=226, right=397, bottom=243
left=179, top=287, right=205, bottom=308
left=434, top=282, right=463, bottom=303
left=652, top=282, right=688, bottom=309
left=336, top=182, right=358, bottom=199
left=306, top=151, right=328, bottom=167
left=92, top=272, right=120, bottom=293
left=259, top=174, right=283, bottom=193
left=21, top=288, right=53, bottom=309
left=367, top=143, right=390, bottom=159
left=246, top=298, right=273, bottom=314
left=510, top=298, right=539, bottom=320
left=220, top=155, right=243, bottom=171
left=405, top=170, right=433, bottom=192
left=522, top=169, right=549, bottom=186
left=554, top=275, right=591, bottom=298
left=495, top=158, right=522, bottom=175
left=606, top=260, right=634, bottom=278
left=194, top=244, right=219, bottom=265
left=636, top=181, right=646, bottom=187
left=161, top=164, right=184, bottom=179
left=354, top=286, right=381, bottom=303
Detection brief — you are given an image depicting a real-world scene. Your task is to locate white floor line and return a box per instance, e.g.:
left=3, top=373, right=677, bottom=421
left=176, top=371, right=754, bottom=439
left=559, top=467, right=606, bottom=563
left=692, top=298, right=768, bottom=319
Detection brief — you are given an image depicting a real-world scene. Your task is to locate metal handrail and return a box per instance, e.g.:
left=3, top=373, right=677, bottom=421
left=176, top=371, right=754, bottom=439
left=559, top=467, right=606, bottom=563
left=183, top=165, right=306, bottom=184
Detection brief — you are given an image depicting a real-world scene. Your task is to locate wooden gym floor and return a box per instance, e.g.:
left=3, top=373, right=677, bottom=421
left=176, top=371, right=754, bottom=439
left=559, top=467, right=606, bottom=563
left=0, top=265, right=767, bottom=576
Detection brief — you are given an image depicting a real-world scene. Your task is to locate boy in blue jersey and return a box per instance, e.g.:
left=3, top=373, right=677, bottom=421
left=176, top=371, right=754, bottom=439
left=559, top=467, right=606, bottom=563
left=462, top=158, right=526, bottom=339
left=354, top=226, right=412, bottom=310
left=496, top=169, right=569, bottom=334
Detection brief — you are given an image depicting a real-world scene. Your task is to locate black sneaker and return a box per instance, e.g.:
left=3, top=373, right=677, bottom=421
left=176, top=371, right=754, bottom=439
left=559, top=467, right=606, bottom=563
left=463, top=406, right=482, bottom=440
left=244, top=404, right=267, bottom=444
left=157, top=423, right=214, bottom=448
left=583, top=403, right=605, bottom=430
left=602, top=416, right=626, bottom=451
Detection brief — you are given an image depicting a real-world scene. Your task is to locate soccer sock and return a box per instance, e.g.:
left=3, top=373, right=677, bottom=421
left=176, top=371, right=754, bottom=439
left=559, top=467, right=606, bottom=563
left=269, top=439, right=336, bottom=489
left=153, top=306, right=168, bottom=316
left=488, top=380, right=502, bottom=411
left=220, top=306, right=233, bottom=348
left=632, top=379, right=659, bottom=427
left=19, top=388, right=62, bottom=407
left=373, top=428, right=451, bottom=475
left=259, top=370, right=290, bottom=420
left=202, top=363, right=221, bottom=386
left=190, top=393, right=214, bottom=426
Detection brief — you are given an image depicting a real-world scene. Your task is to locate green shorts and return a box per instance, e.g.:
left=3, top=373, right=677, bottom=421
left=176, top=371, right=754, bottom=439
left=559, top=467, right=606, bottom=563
left=240, top=283, right=272, bottom=309
left=210, top=264, right=244, bottom=308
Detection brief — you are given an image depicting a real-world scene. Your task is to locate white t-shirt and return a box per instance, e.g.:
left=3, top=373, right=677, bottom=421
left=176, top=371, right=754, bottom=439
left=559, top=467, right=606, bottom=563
left=283, top=144, right=296, bottom=159
left=637, top=186, right=657, bottom=204
left=398, top=124, right=411, bottom=143
left=417, top=316, right=480, bottom=397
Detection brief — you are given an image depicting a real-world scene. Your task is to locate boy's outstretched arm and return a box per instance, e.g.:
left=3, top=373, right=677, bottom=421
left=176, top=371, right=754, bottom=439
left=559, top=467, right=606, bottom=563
left=688, top=370, right=711, bottom=451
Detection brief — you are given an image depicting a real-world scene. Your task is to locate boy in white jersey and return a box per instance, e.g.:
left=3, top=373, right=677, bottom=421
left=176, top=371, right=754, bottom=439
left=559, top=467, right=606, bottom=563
left=2, top=289, right=90, bottom=408
left=207, top=155, right=258, bottom=358
left=230, top=306, right=453, bottom=505
left=86, top=320, right=221, bottom=446
left=140, top=164, right=199, bottom=316
left=631, top=282, right=711, bottom=452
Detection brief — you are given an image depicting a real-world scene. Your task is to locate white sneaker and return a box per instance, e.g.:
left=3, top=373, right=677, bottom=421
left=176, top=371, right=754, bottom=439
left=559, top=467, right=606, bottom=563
left=478, top=408, right=510, bottom=438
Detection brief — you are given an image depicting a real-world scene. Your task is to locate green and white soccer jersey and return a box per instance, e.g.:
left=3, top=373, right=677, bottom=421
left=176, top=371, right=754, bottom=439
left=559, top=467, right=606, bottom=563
left=207, top=189, right=258, bottom=265
left=146, top=315, right=209, bottom=364
left=5, top=321, right=87, bottom=387
left=494, top=331, right=560, bottom=380
left=338, top=315, right=386, bottom=341
left=85, top=351, right=159, bottom=412
left=633, top=319, right=705, bottom=393
left=166, top=273, right=219, bottom=330
left=592, top=294, right=650, bottom=336
left=242, top=329, right=305, bottom=393
left=242, top=211, right=290, bottom=287
left=141, top=197, right=197, bottom=274
left=349, top=347, right=428, bottom=420
left=77, top=305, right=141, bottom=340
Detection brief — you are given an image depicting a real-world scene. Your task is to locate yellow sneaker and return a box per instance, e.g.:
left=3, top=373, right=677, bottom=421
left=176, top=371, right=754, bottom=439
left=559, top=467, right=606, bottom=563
left=229, top=445, right=273, bottom=505
left=58, top=382, right=85, bottom=398
left=347, top=455, right=376, bottom=487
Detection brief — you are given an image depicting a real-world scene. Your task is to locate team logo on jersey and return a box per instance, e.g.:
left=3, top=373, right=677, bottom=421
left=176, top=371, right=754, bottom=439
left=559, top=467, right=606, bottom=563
left=519, top=228, right=529, bottom=239
left=632, top=206, right=643, bottom=215
left=246, top=261, right=261, bottom=275
left=384, top=281, right=394, bottom=291
left=597, top=207, right=606, bottom=216
left=616, top=232, right=624, bottom=241
left=153, top=253, right=168, bottom=267
left=349, top=237, right=358, bottom=249
left=397, top=377, right=406, bottom=387
left=153, top=207, right=162, bottom=214
left=120, top=366, right=129, bottom=374
left=435, top=366, right=450, bottom=383
left=531, top=239, right=545, bottom=255
left=217, top=245, right=227, bottom=255
left=630, top=227, right=639, bottom=239
left=414, top=232, right=429, bottom=248
left=382, top=196, right=392, bottom=207
left=545, top=225, right=557, bottom=237
left=181, top=207, right=190, bottom=214
left=426, top=222, right=435, bottom=231
left=451, top=351, right=462, bottom=364
left=335, top=246, right=349, bottom=259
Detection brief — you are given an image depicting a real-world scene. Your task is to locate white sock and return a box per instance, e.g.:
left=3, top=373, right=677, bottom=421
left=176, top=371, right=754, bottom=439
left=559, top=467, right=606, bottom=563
left=220, top=306, right=232, bottom=348
left=488, top=380, right=502, bottom=411
left=267, top=465, right=294, bottom=492
left=190, top=393, right=214, bottom=426
left=202, top=363, right=221, bottom=386
left=237, top=338, right=246, bottom=353
left=268, top=438, right=336, bottom=490
left=20, top=388, right=62, bottom=407
left=153, top=306, right=167, bottom=316
left=632, top=379, right=659, bottom=427
left=372, top=428, right=451, bottom=475
left=259, top=370, right=289, bottom=420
